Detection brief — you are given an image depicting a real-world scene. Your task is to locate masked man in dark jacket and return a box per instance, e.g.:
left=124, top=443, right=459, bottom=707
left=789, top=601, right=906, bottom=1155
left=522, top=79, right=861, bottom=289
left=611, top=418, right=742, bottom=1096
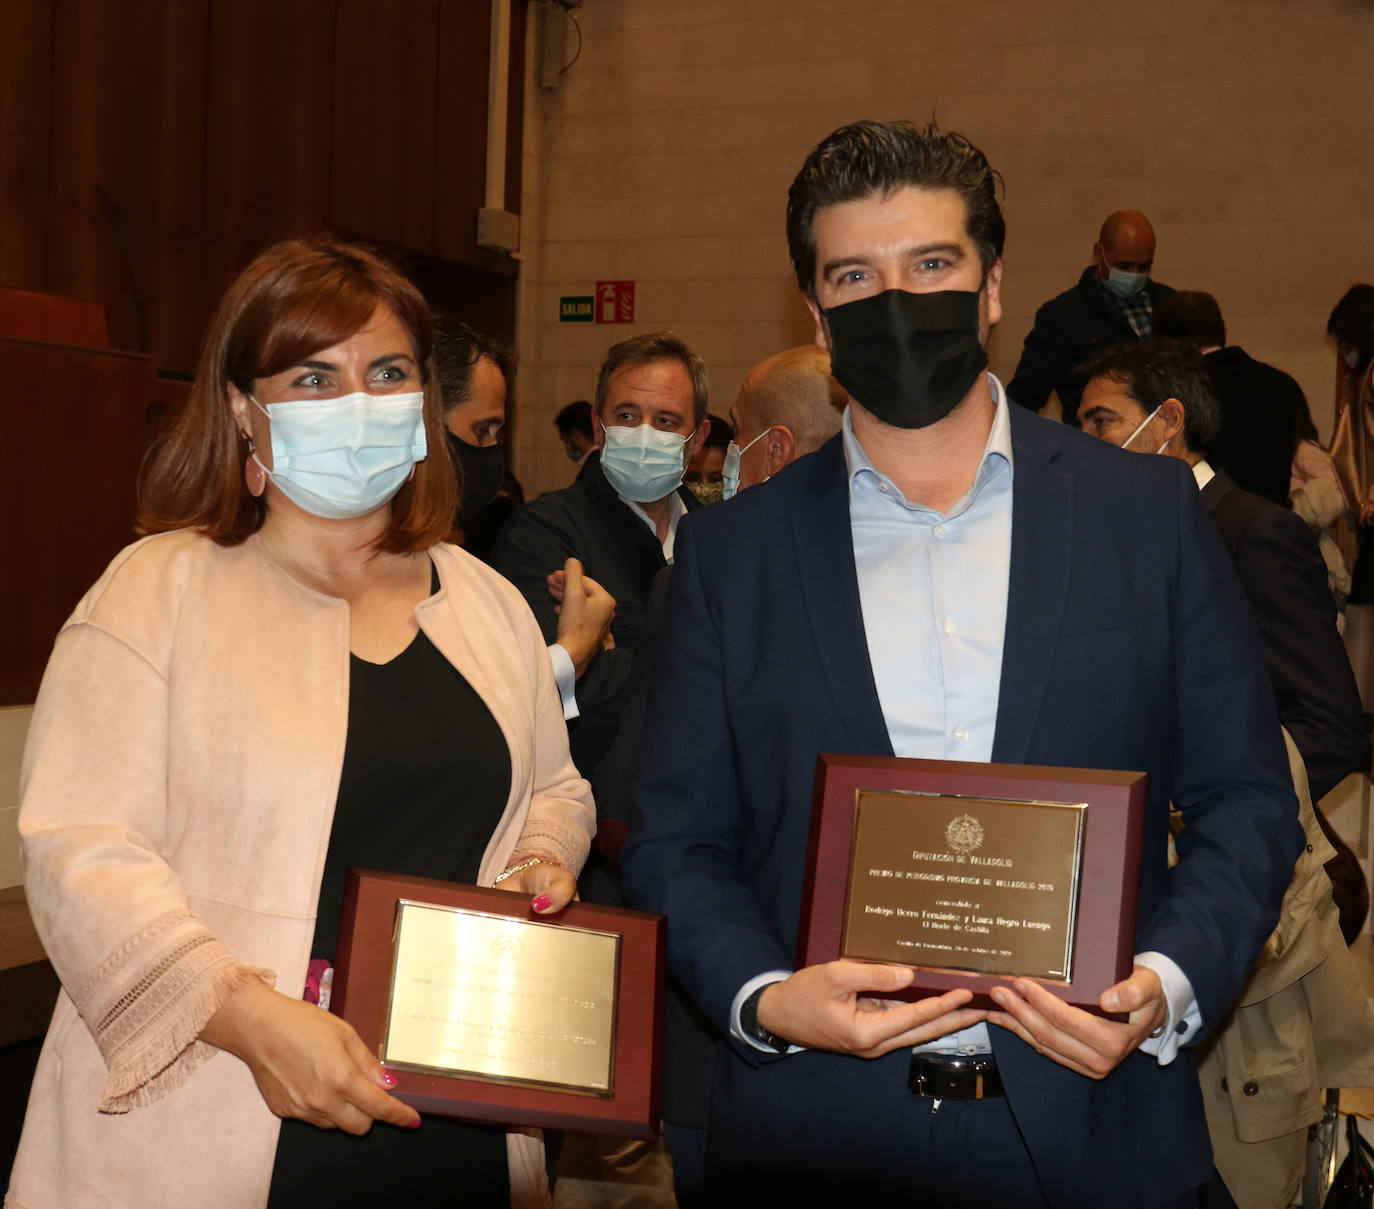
left=1008, top=210, right=1174, bottom=425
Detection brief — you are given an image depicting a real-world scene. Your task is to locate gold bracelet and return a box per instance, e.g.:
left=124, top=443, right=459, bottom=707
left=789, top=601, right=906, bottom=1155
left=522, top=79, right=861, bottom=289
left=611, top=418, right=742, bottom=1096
left=492, top=857, right=545, bottom=885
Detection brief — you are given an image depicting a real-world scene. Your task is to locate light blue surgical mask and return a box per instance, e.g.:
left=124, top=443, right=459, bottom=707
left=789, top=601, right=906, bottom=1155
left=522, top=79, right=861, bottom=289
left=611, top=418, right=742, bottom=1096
left=722, top=429, right=770, bottom=500
left=599, top=423, right=691, bottom=503
left=1103, top=266, right=1149, bottom=301
left=251, top=390, right=427, bottom=519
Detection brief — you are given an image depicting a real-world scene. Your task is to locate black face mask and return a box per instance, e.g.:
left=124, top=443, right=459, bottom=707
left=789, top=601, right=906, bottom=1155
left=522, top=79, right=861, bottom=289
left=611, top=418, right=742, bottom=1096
left=822, top=288, right=988, bottom=429
left=447, top=431, right=506, bottom=514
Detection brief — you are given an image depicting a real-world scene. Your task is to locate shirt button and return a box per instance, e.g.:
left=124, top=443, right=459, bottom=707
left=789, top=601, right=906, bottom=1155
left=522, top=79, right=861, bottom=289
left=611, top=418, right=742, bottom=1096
left=954, top=727, right=968, bottom=743
left=1242, top=1081, right=1259, bottom=1097
left=934, top=524, right=946, bottom=539
left=879, top=483, right=889, bottom=494
left=943, top=620, right=957, bottom=635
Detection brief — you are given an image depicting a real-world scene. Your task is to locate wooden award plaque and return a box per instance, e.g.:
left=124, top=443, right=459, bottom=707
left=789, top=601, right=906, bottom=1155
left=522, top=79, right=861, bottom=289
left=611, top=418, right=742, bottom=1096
left=797, top=755, right=1147, bottom=1017
left=332, top=869, right=665, bottom=1139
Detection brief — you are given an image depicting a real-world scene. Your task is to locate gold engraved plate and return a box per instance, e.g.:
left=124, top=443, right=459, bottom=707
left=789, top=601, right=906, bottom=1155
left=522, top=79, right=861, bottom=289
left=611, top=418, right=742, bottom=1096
left=381, top=901, right=619, bottom=1095
left=842, top=791, right=1086, bottom=982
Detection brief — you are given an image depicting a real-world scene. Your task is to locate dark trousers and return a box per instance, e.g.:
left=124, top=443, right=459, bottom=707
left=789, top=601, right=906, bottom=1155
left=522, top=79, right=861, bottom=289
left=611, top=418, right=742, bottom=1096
left=662, top=1122, right=708, bottom=1209
left=706, top=1090, right=1053, bottom=1208
left=704, top=1050, right=1202, bottom=1209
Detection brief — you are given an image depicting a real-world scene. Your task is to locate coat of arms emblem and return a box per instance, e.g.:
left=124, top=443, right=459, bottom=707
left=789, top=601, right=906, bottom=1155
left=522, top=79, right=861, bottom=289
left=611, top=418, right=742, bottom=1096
left=945, top=813, right=984, bottom=855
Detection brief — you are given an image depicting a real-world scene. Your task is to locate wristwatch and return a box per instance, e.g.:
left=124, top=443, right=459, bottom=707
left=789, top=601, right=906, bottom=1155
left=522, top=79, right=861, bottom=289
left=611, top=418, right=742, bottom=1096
left=739, top=986, right=791, bottom=1052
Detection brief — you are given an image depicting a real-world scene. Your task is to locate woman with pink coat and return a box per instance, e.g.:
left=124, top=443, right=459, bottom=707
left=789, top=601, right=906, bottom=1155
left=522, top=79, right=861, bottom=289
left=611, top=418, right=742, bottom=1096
left=7, top=237, right=594, bottom=1209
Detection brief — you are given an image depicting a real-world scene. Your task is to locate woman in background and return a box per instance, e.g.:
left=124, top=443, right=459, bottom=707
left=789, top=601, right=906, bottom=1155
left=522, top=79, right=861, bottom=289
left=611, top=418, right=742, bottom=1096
left=1328, top=284, right=1374, bottom=700
left=8, top=236, right=593, bottom=1209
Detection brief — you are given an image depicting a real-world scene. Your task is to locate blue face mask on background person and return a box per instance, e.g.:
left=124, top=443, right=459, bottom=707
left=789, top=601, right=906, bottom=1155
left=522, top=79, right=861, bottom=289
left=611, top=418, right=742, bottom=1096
left=251, top=390, right=427, bottom=519
left=722, top=428, right=769, bottom=500
left=598, top=423, right=692, bottom=503
left=1103, top=266, right=1149, bottom=300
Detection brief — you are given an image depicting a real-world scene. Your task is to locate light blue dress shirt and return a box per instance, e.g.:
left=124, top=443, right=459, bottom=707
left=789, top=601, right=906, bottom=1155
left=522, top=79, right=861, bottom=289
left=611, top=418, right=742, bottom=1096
left=847, top=379, right=1014, bottom=765
left=844, top=377, right=1011, bottom=1055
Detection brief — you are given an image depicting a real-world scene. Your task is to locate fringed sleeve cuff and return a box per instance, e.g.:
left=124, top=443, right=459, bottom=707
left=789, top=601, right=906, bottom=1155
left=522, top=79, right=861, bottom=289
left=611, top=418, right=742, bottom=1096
left=77, top=910, right=277, bottom=1114
left=505, top=824, right=590, bottom=879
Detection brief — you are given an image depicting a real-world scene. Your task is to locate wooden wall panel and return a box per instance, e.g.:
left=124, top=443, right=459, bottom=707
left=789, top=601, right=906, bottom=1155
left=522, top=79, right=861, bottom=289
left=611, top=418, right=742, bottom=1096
left=504, top=0, right=526, bottom=216
left=433, top=0, right=517, bottom=276
left=46, top=0, right=210, bottom=371
left=332, top=0, right=439, bottom=252
left=0, top=0, right=523, bottom=705
left=202, top=0, right=338, bottom=319
left=0, top=337, right=155, bottom=705
left=433, top=0, right=488, bottom=259
left=0, top=1, right=54, bottom=289
left=7, top=0, right=519, bottom=370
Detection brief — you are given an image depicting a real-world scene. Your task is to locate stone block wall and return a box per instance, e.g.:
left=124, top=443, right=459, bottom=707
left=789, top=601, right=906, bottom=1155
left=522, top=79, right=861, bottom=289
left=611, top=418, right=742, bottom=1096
left=513, top=0, right=1374, bottom=496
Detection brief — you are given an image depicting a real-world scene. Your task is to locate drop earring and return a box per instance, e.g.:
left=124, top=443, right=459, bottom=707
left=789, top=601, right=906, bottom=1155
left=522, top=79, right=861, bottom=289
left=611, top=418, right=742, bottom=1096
left=244, top=435, right=266, bottom=497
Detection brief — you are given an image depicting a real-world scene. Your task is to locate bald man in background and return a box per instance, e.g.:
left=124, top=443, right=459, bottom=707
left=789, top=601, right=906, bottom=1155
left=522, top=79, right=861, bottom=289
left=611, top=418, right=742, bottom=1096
left=1009, top=209, right=1174, bottom=425
left=725, top=345, right=848, bottom=495
left=583, top=345, right=846, bottom=1209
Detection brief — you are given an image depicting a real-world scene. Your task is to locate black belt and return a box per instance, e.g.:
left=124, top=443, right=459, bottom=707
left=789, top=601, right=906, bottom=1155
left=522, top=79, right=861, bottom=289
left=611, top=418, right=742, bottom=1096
left=908, top=1054, right=1004, bottom=1099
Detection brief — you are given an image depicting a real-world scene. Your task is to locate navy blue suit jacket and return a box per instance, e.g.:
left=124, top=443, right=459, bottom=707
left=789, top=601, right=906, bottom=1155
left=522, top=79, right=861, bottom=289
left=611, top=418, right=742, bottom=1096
left=622, top=405, right=1303, bottom=1208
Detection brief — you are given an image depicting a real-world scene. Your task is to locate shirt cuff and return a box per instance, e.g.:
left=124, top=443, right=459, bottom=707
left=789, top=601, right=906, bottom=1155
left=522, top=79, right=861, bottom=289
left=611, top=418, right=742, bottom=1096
left=729, top=970, right=806, bottom=1054
left=1133, top=950, right=1201, bottom=1065
left=548, top=643, right=579, bottom=721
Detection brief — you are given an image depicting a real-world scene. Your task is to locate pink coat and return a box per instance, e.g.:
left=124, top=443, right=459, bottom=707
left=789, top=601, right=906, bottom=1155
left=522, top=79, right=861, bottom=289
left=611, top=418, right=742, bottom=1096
left=6, top=531, right=595, bottom=1209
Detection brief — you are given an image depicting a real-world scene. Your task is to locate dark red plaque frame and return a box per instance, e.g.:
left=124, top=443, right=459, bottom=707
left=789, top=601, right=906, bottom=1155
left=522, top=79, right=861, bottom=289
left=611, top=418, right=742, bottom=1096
left=333, top=869, right=665, bottom=1139
left=797, top=756, right=1146, bottom=1017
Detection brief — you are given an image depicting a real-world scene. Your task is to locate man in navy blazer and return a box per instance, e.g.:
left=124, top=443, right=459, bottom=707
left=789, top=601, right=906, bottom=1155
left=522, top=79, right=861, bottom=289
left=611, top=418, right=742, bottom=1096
left=621, top=121, right=1303, bottom=1209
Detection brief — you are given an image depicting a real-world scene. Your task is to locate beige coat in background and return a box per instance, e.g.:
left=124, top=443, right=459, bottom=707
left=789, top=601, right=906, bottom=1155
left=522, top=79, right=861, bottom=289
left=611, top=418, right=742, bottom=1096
left=1197, top=734, right=1374, bottom=1209
left=6, top=531, right=595, bottom=1209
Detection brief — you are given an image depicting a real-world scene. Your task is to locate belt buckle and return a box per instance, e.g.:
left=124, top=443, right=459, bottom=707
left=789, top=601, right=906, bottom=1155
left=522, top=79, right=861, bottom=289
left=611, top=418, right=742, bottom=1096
left=911, top=1056, right=993, bottom=1100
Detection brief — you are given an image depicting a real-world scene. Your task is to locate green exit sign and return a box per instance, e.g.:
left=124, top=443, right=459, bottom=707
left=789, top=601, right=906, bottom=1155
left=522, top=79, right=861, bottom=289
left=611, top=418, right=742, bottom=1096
left=559, top=295, right=594, bottom=323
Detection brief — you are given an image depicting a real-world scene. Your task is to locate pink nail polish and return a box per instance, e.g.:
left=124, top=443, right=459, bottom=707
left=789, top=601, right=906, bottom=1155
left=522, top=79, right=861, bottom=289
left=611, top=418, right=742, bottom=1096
left=533, top=894, right=552, bottom=912
left=408, top=1118, right=421, bottom=1130
left=381, top=1069, right=398, bottom=1088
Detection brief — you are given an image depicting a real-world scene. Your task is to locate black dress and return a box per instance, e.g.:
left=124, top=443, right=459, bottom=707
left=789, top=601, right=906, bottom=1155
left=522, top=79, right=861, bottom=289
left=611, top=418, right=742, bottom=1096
left=267, top=592, right=514, bottom=1207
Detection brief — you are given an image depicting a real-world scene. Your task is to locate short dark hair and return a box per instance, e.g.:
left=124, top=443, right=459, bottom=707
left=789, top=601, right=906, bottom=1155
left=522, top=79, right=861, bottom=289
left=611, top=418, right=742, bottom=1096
left=1077, top=339, right=1221, bottom=457
left=1328, top=284, right=1374, bottom=375
left=554, top=400, right=594, bottom=440
left=594, top=331, right=709, bottom=425
left=785, top=119, right=1005, bottom=296
left=701, top=413, right=734, bottom=451
left=433, top=316, right=517, bottom=412
left=1154, top=291, right=1226, bottom=349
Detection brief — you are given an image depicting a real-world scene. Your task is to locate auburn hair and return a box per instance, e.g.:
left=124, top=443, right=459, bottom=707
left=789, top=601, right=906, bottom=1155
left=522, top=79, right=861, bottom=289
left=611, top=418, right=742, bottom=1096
left=138, top=235, right=457, bottom=552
